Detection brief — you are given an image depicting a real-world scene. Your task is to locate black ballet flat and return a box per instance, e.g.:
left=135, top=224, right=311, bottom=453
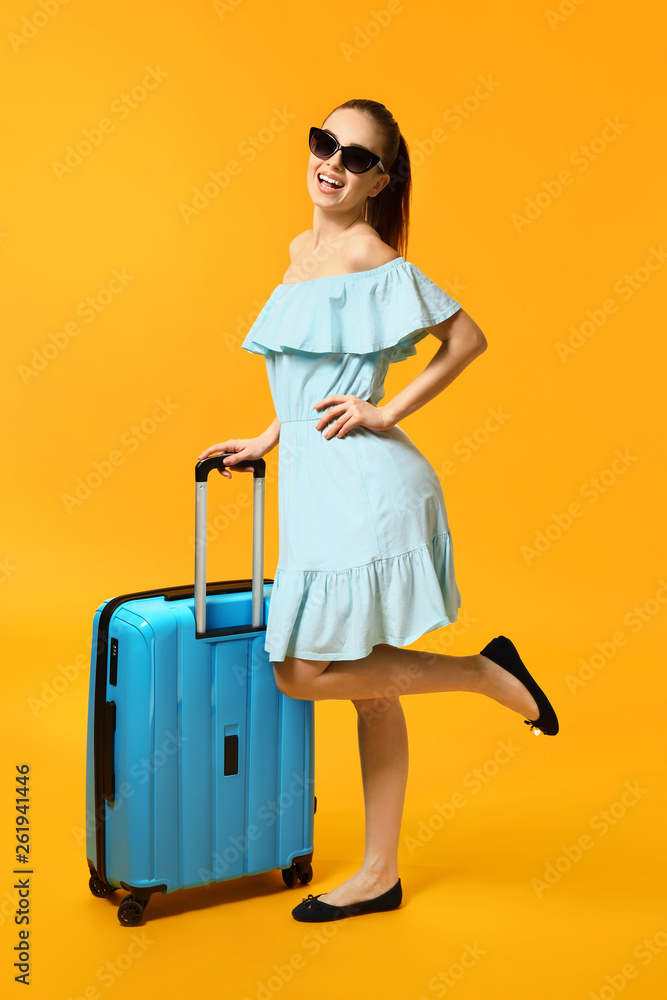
left=480, top=635, right=559, bottom=736
left=291, top=878, right=402, bottom=922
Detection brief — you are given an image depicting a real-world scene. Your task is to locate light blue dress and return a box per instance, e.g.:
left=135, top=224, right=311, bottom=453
left=241, top=256, right=463, bottom=663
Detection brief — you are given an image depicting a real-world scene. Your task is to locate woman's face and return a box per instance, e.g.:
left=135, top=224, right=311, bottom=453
left=307, top=109, right=390, bottom=211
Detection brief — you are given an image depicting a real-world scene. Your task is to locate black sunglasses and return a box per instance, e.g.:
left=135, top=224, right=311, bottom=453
left=309, top=126, right=385, bottom=174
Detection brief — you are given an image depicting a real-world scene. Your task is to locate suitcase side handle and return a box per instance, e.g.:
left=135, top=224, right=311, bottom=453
left=194, top=456, right=266, bottom=637
left=102, top=700, right=116, bottom=804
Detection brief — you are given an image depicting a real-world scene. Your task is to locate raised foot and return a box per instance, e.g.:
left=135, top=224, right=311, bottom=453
left=476, top=653, right=540, bottom=721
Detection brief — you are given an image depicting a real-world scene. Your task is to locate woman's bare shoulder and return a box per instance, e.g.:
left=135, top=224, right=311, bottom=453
left=343, top=233, right=401, bottom=271
left=288, top=230, right=313, bottom=260
left=283, top=228, right=399, bottom=278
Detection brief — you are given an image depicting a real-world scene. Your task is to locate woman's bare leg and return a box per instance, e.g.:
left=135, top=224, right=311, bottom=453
left=317, top=695, right=408, bottom=908
left=274, top=644, right=540, bottom=908
left=276, top=644, right=539, bottom=720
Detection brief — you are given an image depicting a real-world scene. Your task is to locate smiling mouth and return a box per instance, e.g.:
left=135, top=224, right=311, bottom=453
left=317, top=171, right=344, bottom=190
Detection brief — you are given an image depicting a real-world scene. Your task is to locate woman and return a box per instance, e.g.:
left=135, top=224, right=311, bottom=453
left=198, top=98, right=559, bottom=922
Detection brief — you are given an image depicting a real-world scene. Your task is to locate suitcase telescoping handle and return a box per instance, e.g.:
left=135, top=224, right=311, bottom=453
left=194, top=456, right=266, bottom=637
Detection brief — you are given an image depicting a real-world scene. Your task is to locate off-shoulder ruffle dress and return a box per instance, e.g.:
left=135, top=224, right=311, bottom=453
left=241, top=255, right=463, bottom=663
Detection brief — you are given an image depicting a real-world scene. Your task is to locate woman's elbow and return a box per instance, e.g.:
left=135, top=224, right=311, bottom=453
left=456, top=309, right=487, bottom=354
left=464, top=323, right=487, bottom=356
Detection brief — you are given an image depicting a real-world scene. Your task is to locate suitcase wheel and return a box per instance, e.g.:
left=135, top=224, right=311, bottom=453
left=298, top=864, right=313, bottom=885
left=282, top=861, right=313, bottom=887
left=118, top=895, right=146, bottom=927
left=89, top=874, right=114, bottom=898
left=281, top=865, right=299, bottom=887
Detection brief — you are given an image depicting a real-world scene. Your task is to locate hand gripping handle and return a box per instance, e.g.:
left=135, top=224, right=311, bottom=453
left=194, top=456, right=266, bottom=636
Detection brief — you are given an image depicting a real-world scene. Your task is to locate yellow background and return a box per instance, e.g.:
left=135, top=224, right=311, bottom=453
left=2, top=0, right=665, bottom=997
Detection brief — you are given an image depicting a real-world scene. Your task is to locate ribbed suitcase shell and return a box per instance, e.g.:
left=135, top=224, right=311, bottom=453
left=85, top=458, right=315, bottom=924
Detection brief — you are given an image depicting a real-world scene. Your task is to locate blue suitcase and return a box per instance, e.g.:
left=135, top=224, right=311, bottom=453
left=85, top=456, right=316, bottom=926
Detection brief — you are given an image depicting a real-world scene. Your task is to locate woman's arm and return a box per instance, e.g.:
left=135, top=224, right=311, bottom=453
left=381, top=309, right=487, bottom=427
left=259, top=415, right=281, bottom=452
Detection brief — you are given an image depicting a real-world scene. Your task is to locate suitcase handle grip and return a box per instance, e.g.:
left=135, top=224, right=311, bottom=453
left=194, top=456, right=266, bottom=637
left=196, top=456, right=266, bottom=482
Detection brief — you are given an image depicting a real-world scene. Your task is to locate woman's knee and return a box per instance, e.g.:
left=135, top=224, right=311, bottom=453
left=352, top=694, right=400, bottom=713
